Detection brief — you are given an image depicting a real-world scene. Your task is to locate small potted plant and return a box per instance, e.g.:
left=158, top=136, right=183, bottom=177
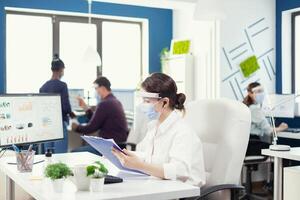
left=44, top=162, right=73, bottom=193
left=160, top=47, right=170, bottom=72
left=86, top=161, right=108, bottom=192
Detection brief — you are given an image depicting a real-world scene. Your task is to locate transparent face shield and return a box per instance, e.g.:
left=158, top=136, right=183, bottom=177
left=252, top=85, right=264, bottom=94
left=136, top=91, right=162, bottom=120
left=136, top=91, right=162, bottom=104
left=252, top=86, right=265, bottom=104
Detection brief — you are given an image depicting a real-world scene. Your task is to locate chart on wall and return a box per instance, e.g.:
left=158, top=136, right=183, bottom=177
left=0, top=95, right=63, bottom=147
left=221, top=17, right=275, bottom=100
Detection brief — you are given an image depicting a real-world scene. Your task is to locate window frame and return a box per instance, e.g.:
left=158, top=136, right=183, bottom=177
left=291, top=11, right=300, bottom=93
left=5, top=10, right=144, bottom=92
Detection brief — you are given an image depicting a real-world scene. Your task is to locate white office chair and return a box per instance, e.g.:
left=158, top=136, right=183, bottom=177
left=184, top=98, right=251, bottom=200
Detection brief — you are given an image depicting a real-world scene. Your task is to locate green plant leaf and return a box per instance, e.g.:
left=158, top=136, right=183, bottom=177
left=86, top=161, right=108, bottom=177
left=86, top=165, right=97, bottom=177
left=44, top=163, right=73, bottom=180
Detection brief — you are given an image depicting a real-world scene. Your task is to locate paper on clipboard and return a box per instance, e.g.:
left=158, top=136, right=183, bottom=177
left=81, top=135, right=148, bottom=175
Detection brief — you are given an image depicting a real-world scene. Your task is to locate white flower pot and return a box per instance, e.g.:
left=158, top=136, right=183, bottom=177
left=90, top=178, right=105, bottom=192
left=52, top=179, right=64, bottom=193
left=71, top=165, right=90, bottom=191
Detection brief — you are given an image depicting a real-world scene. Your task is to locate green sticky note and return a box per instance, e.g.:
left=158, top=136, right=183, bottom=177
left=172, top=40, right=191, bottom=55
left=239, top=56, right=260, bottom=78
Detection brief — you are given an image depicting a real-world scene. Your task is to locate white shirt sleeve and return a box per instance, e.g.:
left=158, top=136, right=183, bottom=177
left=163, top=129, right=195, bottom=181
left=250, top=105, right=273, bottom=136
left=135, top=114, right=206, bottom=186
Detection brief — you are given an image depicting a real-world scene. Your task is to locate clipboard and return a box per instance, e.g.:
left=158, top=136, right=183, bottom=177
left=81, top=136, right=148, bottom=175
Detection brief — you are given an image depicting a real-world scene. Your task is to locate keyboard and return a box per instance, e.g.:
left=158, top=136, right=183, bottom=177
left=104, top=175, right=123, bottom=184
left=286, top=128, right=300, bottom=133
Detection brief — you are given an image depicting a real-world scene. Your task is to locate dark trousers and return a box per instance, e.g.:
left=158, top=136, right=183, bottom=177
left=246, top=135, right=270, bottom=156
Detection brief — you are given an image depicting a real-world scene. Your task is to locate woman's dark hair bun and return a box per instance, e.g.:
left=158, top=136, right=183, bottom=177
left=141, top=73, right=186, bottom=112
left=51, top=53, right=65, bottom=71
left=53, top=54, right=60, bottom=61
left=175, top=93, right=186, bottom=110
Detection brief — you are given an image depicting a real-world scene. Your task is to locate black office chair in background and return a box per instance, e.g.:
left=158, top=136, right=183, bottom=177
left=241, top=137, right=272, bottom=200
left=117, top=142, right=136, bottom=151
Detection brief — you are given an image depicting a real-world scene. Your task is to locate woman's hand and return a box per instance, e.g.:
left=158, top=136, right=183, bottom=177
left=69, top=111, right=77, bottom=119
left=77, top=96, right=88, bottom=111
left=112, top=148, right=144, bottom=170
left=278, top=122, right=288, bottom=132
left=71, top=122, right=79, bottom=131
left=112, top=148, right=166, bottom=179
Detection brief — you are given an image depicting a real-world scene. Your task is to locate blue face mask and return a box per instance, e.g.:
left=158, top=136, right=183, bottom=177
left=95, top=92, right=101, bottom=104
left=140, top=103, right=160, bottom=120
left=255, top=92, right=265, bottom=104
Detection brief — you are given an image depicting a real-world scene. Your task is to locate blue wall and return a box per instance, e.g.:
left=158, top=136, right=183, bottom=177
left=0, top=0, right=173, bottom=93
left=276, top=0, right=300, bottom=94
left=276, top=0, right=300, bottom=144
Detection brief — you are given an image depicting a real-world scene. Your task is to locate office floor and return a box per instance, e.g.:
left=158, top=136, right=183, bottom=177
left=252, top=182, right=273, bottom=200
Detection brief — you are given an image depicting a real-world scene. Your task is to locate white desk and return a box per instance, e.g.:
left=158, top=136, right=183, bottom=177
left=262, top=147, right=300, bottom=200
left=0, top=152, right=200, bottom=200
left=278, top=131, right=300, bottom=140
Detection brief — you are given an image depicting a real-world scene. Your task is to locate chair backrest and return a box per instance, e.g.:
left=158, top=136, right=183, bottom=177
left=184, top=98, right=251, bottom=186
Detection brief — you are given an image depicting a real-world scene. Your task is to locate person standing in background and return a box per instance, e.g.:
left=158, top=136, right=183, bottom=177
left=40, top=54, right=75, bottom=153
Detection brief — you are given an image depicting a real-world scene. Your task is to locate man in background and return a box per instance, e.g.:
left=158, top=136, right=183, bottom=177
left=71, top=76, right=128, bottom=154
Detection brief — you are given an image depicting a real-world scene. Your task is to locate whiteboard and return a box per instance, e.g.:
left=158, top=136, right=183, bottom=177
left=0, top=94, right=64, bottom=147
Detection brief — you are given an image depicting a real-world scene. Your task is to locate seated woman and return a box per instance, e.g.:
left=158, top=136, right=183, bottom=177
left=112, top=73, right=206, bottom=187
left=243, top=82, right=288, bottom=155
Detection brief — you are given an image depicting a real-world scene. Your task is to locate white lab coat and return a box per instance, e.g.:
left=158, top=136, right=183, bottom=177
left=136, top=111, right=206, bottom=187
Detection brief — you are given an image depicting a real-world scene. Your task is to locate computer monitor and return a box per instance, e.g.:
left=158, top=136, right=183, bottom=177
left=262, top=94, right=295, bottom=118
left=68, top=89, right=84, bottom=111
left=0, top=94, right=64, bottom=147
left=112, top=89, right=135, bottom=112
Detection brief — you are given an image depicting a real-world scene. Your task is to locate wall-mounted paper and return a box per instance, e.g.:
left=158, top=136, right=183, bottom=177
left=239, top=56, right=260, bottom=78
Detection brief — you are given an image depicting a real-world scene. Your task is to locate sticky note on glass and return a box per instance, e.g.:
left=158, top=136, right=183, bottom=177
left=239, top=56, right=260, bottom=78
left=171, top=40, right=191, bottom=55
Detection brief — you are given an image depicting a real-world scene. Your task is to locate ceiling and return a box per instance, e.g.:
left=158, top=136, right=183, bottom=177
left=92, top=0, right=196, bottom=10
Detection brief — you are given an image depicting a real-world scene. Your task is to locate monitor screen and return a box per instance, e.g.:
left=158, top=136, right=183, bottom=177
left=262, top=94, right=295, bottom=118
left=0, top=94, right=64, bottom=147
left=68, top=89, right=84, bottom=111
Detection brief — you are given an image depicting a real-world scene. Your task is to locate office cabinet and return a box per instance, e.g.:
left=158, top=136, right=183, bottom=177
left=162, top=54, right=194, bottom=101
left=284, top=166, right=300, bottom=200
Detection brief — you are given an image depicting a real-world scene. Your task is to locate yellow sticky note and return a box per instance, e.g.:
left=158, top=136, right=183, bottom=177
left=172, top=40, right=191, bottom=55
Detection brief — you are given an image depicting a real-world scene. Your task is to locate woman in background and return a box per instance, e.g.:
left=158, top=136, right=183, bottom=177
left=243, top=82, right=288, bottom=155
left=40, top=54, right=75, bottom=153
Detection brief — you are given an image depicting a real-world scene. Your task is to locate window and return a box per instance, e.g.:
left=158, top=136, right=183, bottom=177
left=102, top=22, right=142, bottom=89
left=6, top=14, right=53, bottom=93
left=6, top=11, right=144, bottom=95
left=292, top=12, right=300, bottom=93
left=59, top=22, right=98, bottom=96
